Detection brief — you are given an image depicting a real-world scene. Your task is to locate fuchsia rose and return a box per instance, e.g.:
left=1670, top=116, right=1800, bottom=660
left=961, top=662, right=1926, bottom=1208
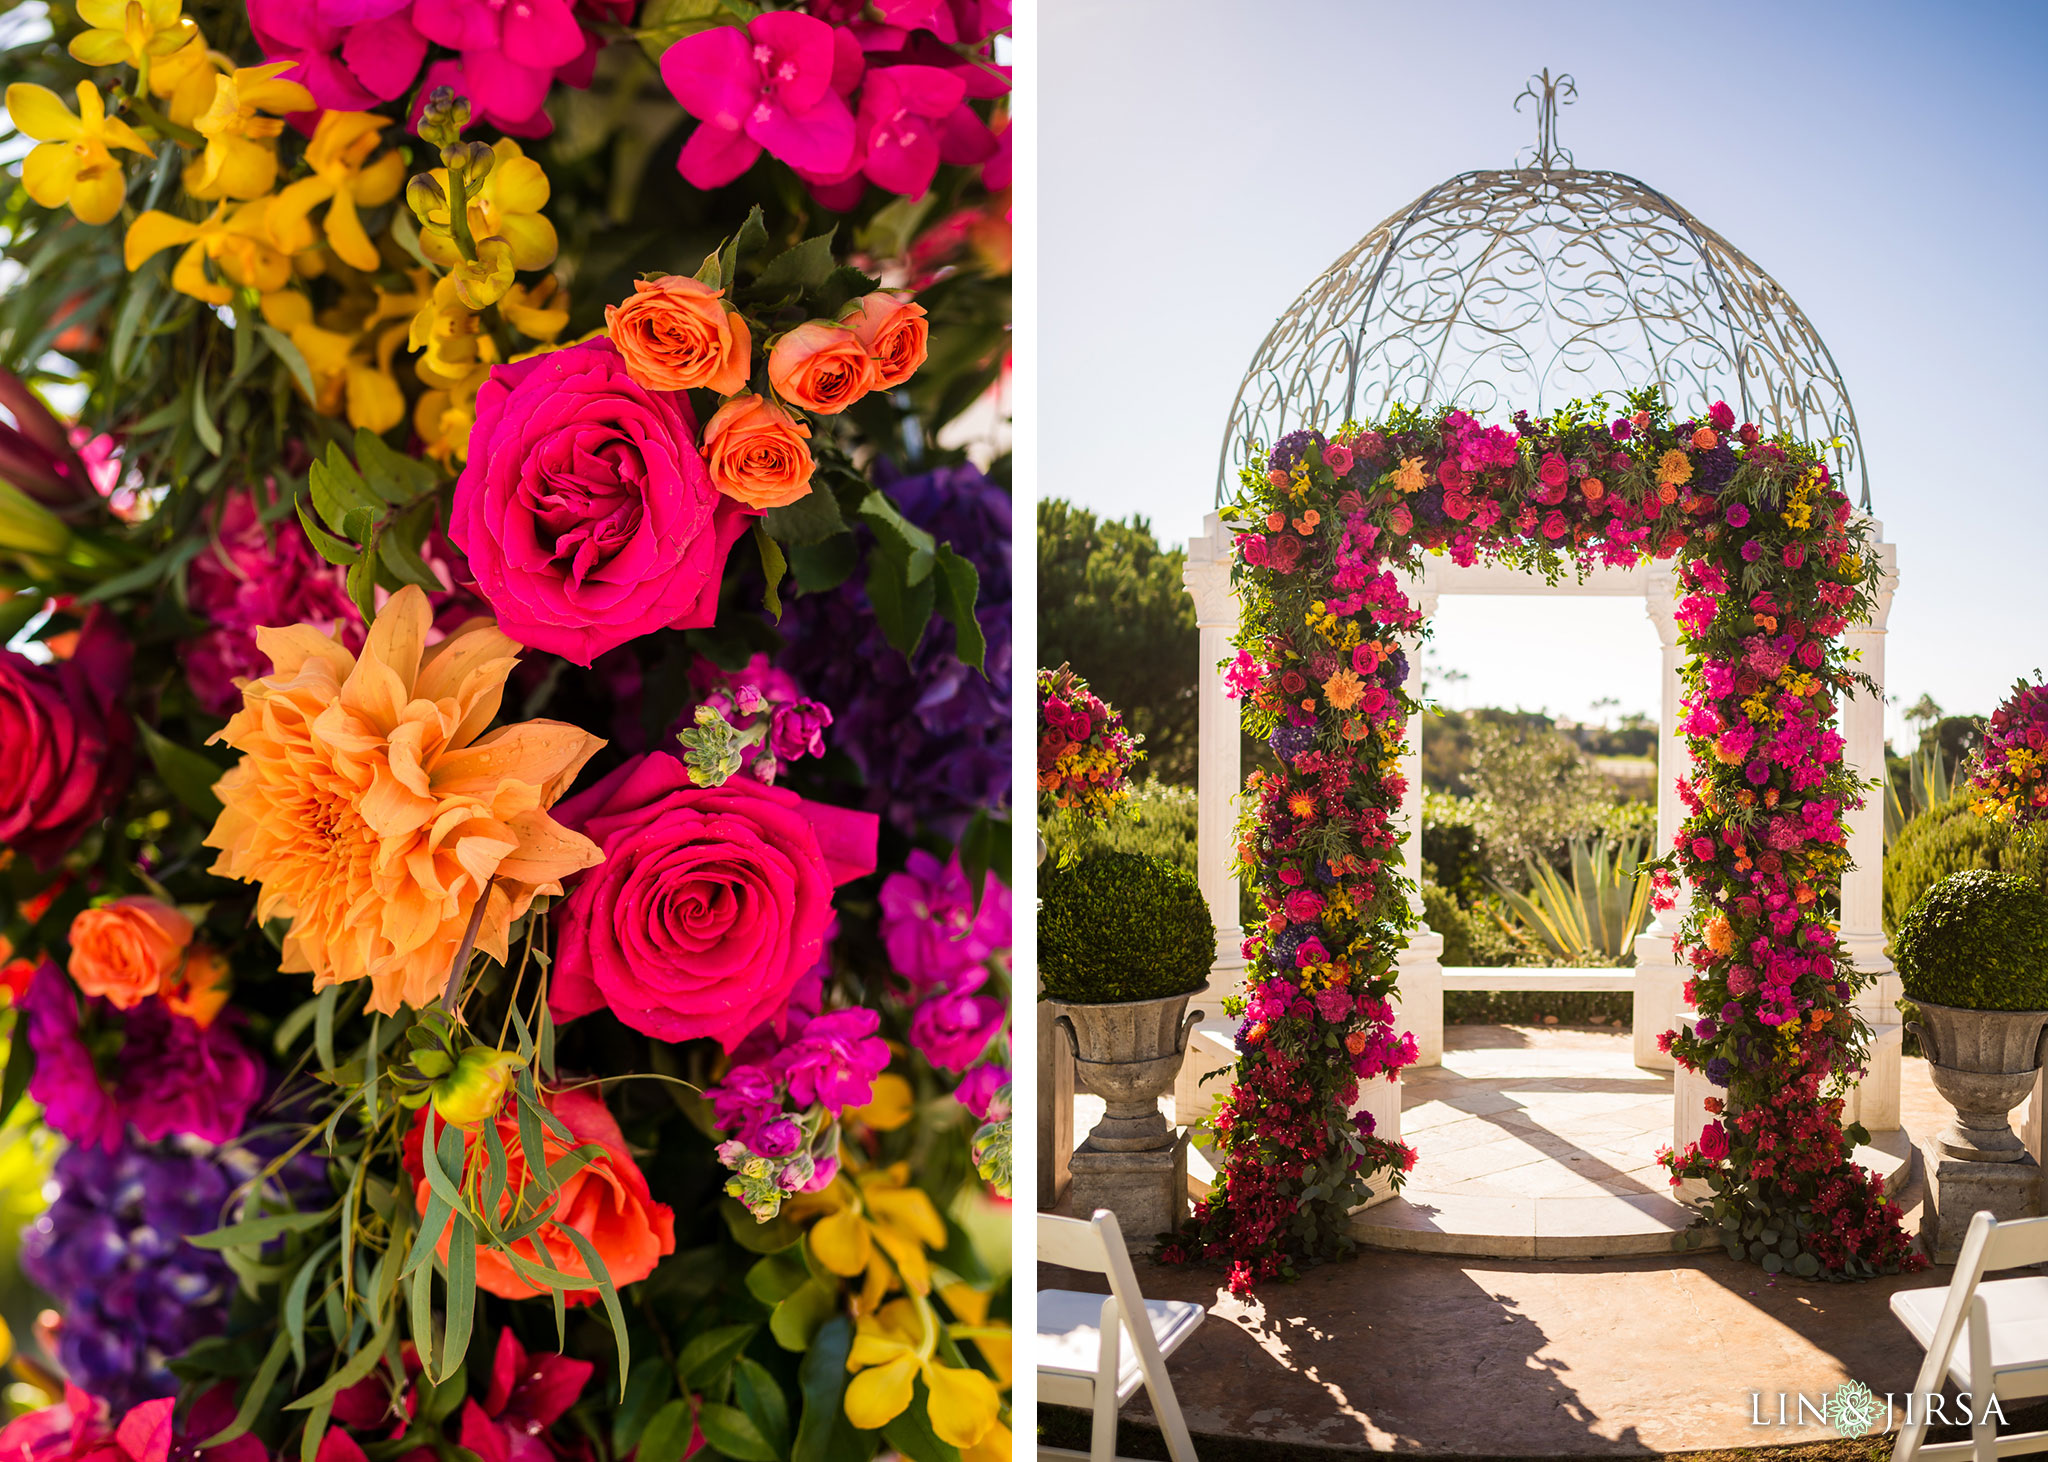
left=0, top=610, right=132, bottom=870
left=661, top=12, right=858, bottom=188
left=1696, top=1121, right=1731, bottom=1160
left=550, top=752, right=878, bottom=1049
left=451, top=338, right=754, bottom=666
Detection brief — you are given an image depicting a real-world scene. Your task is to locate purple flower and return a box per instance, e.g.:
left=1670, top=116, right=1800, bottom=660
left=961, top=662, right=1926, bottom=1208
left=776, top=1007, right=890, bottom=1112
left=878, top=849, right=1011, bottom=991
left=1725, top=503, right=1751, bottom=528
left=1694, top=1015, right=1719, bottom=1041
left=662, top=12, right=858, bottom=187
left=955, top=1063, right=1008, bottom=1120
left=20, top=1141, right=235, bottom=1410
left=23, top=968, right=264, bottom=1152
left=1611, top=418, right=1634, bottom=441
left=754, top=1116, right=804, bottom=1158
left=709, top=1063, right=782, bottom=1141
left=908, top=988, right=1004, bottom=1071
left=777, top=464, right=1009, bottom=839
left=769, top=699, right=834, bottom=761
left=1705, top=1057, right=1732, bottom=1088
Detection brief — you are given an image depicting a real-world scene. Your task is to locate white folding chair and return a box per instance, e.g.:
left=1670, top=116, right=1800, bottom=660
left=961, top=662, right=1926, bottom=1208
left=1037, top=1209, right=1205, bottom=1462
left=1891, top=1210, right=2048, bottom=1462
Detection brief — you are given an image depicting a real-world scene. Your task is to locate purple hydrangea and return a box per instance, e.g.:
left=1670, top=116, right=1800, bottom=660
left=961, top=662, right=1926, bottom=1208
left=20, top=1142, right=234, bottom=1411
left=877, top=849, right=1012, bottom=993
left=1268, top=430, right=1327, bottom=477
left=1267, top=723, right=1315, bottom=763
left=777, top=463, right=1010, bottom=839
left=1705, top=1057, right=1733, bottom=1088
left=23, top=967, right=265, bottom=1152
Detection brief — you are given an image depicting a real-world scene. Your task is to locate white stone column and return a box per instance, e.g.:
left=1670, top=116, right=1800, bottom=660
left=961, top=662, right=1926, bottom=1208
left=1390, top=565, right=1444, bottom=1067
left=1183, top=512, right=1246, bottom=1006
left=1634, top=564, right=1690, bottom=1070
left=1839, top=529, right=1902, bottom=1133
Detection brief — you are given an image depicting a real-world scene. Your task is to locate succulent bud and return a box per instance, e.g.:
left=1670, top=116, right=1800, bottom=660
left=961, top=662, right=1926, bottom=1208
left=429, top=1046, right=525, bottom=1129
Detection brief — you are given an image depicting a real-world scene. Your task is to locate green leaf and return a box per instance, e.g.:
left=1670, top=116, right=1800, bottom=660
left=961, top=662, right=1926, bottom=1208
left=135, top=718, right=226, bottom=820
left=752, top=229, right=838, bottom=299
left=700, top=1403, right=779, bottom=1462
left=755, top=523, right=786, bottom=622
left=378, top=531, right=446, bottom=592
left=931, top=545, right=984, bottom=673
left=857, top=491, right=936, bottom=583
left=679, top=1323, right=758, bottom=1391
left=723, top=1199, right=802, bottom=1254
left=257, top=324, right=318, bottom=405
left=191, top=367, right=223, bottom=456
left=186, top=1209, right=335, bottom=1250
left=864, top=548, right=934, bottom=661
left=1761, top=1251, right=1784, bottom=1274
left=0, top=1027, right=37, bottom=1127
left=284, top=1317, right=392, bottom=1410
left=1792, top=1251, right=1820, bottom=1278
left=310, top=448, right=374, bottom=531
left=636, top=0, right=755, bottom=62
left=717, top=204, right=771, bottom=289
left=439, top=1214, right=477, bottom=1381
left=355, top=428, right=437, bottom=504
left=793, top=1318, right=857, bottom=1462
left=880, top=1382, right=961, bottom=1462
left=746, top=1251, right=809, bottom=1308
left=612, top=1360, right=676, bottom=1456
left=769, top=1278, right=839, bottom=1353
left=284, top=1236, right=342, bottom=1376
left=297, top=501, right=361, bottom=565
left=734, top=1357, right=792, bottom=1461
left=558, top=1225, right=631, bottom=1398
left=787, top=536, right=857, bottom=593
left=345, top=544, right=378, bottom=624
left=955, top=811, right=1010, bottom=915
left=815, top=267, right=881, bottom=321
left=201, top=1330, right=290, bottom=1446
left=637, top=1399, right=699, bottom=1462
left=761, top=482, right=846, bottom=547
left=110, top=261, right=161, bottom=381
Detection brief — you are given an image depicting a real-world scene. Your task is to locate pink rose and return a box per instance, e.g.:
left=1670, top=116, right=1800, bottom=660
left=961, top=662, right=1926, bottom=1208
left=550, top=752, right=879, bottom=1049
left=452, top=338, right=755, bottom=666
left=1323, top=444, right=1354, bottom=474
left=1696, top=1121, right=1730, bottom=1160
left=0, top=610, right=132, bottom=870
left=1708, top=401, right=1736, bottom=431
left=1538, top=452, right=1568, bottom=488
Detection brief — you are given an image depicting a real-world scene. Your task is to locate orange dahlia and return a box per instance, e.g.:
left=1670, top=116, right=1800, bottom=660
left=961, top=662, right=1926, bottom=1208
left=204, top=586, right=605, bottom=1014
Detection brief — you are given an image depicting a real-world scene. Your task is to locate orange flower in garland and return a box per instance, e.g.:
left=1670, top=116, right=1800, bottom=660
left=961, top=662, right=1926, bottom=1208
left=204, top=586, right=605, bottom=1014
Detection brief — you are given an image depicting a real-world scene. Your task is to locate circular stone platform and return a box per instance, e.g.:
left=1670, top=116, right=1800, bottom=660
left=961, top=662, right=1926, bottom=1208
left=1348, top=1025, right=1911, bottom=1259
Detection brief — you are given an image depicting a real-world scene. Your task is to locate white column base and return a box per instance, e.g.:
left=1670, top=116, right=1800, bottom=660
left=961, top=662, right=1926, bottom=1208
left=1630, top=928, right=1688, bottom=1071
left=1672, top=1013, right=1712, bottom=1156
left=1201, top=931, right=1245, bottom=1008
left=1351, top=1072, right=1404, bottom=1210
left=1392, top=928, right=1444, bottom=1068
left=1842, top=1022, right=1903, bottom=1134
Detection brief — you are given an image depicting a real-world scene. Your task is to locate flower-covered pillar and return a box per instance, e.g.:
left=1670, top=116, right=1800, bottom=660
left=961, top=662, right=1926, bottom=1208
left=1392, top=565, right=1444, bottom=1067
left=1632, top=564, right=1690, bottom=1070
left=1184, top=512, right=1246, bottom=1001
left=1839, top=528, right=1902, bottom=1133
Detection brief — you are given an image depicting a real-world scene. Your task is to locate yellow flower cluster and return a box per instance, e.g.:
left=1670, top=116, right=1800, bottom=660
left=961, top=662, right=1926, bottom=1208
left=16, top=14, right=571, bottom=462
left=1782, top=466, right=1823, bottom=531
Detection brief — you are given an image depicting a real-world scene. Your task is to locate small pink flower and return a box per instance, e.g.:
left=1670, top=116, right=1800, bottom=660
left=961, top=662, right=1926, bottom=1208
left=1324, top=444, right=1354, bottom=475
left=663, top=12, right=858, bottom=187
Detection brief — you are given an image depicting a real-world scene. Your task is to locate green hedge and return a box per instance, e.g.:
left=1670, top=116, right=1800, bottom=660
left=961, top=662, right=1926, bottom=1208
left=1039, top=851, right=1215, bottom=1003
left=1893, top=869, right=2048, bottom=1012
left=1884, top=791, right=2048, bottom=935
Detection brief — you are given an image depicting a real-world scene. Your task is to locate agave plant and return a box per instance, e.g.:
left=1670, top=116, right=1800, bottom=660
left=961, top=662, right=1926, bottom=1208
left=1884, top=744, right=1954, bottom=850
left=1493, top=833, right=1654, bottom=963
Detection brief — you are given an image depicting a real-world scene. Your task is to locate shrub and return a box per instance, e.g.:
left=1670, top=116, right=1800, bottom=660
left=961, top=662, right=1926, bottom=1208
left=1039, top=851, right=1215, bottom=1003
left=1057, top=780, right=1198, bottom=872
left=1893, top=870, right=2048, bottom=1012
left=1422, top=880, right=1520, bottom=968
left=1884, top=792, right=2048, bottom=935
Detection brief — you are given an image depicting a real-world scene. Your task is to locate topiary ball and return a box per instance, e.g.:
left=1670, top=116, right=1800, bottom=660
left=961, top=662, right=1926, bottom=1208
left=1039, top=850, right=1215, bottom=1003
left=1893, top=869, right=2048, bottom=1012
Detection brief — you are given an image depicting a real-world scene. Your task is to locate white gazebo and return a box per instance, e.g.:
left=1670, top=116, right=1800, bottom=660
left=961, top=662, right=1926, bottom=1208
left=1171, top=75, right=1905, bottom=1250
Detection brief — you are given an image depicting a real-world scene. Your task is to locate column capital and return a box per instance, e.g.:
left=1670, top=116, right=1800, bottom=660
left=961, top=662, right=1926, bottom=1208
left=1397, top=559, right=1440, bottom=620
left=1857, top=525, right=1898, bottom=632
left=1183, top=512, right=1240, bottom=629
left=1644, top=562, right=1681, bottom=647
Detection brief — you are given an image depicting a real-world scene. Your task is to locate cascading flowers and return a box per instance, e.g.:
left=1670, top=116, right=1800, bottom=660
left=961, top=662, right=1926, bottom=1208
left=1968, top=676, right=2048, bottom=827
left=1169, top=389, right=1917, bottom=1290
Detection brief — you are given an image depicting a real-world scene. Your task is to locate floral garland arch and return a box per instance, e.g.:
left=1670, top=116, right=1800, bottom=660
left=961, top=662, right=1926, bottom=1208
left=1160, top=390, right=1924, bottom=1292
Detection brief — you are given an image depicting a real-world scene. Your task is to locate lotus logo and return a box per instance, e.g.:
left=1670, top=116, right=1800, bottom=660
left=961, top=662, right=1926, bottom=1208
left=1824, top=1381, right=1880, bottom=1439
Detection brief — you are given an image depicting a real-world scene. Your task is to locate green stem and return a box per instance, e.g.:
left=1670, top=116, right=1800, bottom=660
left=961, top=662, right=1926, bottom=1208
left=443, top=158, right=479, bottom=264
left=127, top=94, right=202, bottom=148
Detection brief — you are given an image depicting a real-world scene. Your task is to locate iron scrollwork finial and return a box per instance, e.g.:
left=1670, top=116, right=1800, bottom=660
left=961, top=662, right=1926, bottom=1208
left=1514, top=67, right=1577, bottom=171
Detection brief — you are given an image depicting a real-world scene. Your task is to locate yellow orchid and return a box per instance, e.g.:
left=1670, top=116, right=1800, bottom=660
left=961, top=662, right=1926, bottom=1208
left=963, top=1421, right=1012, bottom=1462
left=793, top=1160, right=947, bottom=1314
left=187, top=63, right=316, bottom=200
left=149, top=31, right=223, bottom=128
left=271, top=111, right=405, bottom=271
left=844, top=1296, right=1002, bottom=1449
left=260, top=293, right=406, bottom=433
left=937, top=1281, right=1012, bottom=1389
left=408, top=273, right=500, bottom=384
left=125, top=199, right=294, bottom=303
left=7, top=82, right=153, bottom=226
left=847, top=1072, right=915, bottom=1132
left=413, top=364, right=488, bottom=465
left=68, top=0, right=197, bottom=70
left=501, top=275, right=570, bottom=342
left=418, top=138, right=557, bottom=272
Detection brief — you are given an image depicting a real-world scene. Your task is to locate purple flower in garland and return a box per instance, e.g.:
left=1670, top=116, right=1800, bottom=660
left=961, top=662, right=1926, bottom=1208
left=778, top=1008, right=892, bottom=1110
left=1267, top=723, right=1315, bottom=764
left=877, top=849, right=1011, bottom=991
left=19, top=1142, right=234, bottom=1411
left=907, top=986, right=1004, bottom=1071
left=955, top=1062, right=1007, bottom=1120
left=22, top=968, right=265, bottom=1152
left=1267, top=429, right=1327, bottom=477
left=1705, top=1056, right=1733, bottom=1088
left=777, top=463, right=1010, bottom=839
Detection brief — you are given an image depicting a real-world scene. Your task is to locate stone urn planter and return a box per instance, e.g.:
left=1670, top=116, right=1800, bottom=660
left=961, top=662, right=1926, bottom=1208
left=1906, top=1001, right=2048, bottom=1162
left=1051, top=992, right=1205, bottom=1152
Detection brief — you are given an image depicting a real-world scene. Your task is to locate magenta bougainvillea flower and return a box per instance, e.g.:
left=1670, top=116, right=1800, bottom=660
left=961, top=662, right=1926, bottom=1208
left=661, top=11, right=858, bottom=187
left=797, top=62, right=996, bottom=207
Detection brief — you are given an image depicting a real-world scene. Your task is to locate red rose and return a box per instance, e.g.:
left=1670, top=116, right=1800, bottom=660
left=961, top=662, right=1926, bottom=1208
left=0, top=609, right=132, bottom=869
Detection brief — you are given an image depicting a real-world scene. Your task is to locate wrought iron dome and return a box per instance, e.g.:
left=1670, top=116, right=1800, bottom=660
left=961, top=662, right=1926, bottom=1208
left=1217, top=71, right=1870, bottom=509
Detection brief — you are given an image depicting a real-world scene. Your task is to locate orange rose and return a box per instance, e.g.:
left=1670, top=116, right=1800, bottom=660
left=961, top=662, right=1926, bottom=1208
left=403, top=1084, right=675, bottom=1303
left=704, top=394, right=815, bottom=509
left=605, top=276, right=753, bottom=395
left=767, top=320, right=877, bottom=415
left=844, top=292, right=929, bottom=389
left=164, top=943, right=231, bottom=1027
left=67, top=896, right=192, bottom=1009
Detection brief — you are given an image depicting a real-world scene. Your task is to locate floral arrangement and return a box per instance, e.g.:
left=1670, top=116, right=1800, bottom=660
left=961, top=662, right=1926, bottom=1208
left=0, top=0, right=1011, bottom=1453
left=1166, top=391, right=1917, bottom=1292
left=1035, top=664, right=1141, bottom=866
left=1967, top=676, right=2048, bottom=828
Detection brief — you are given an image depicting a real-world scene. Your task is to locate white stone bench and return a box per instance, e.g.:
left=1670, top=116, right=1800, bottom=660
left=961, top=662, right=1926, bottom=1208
left=1439, top=965, right=1635, bottom=992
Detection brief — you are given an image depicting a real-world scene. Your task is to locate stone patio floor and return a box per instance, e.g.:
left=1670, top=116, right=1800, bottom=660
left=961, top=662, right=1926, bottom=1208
left=1045, top=1028, right=1994, bottom=1456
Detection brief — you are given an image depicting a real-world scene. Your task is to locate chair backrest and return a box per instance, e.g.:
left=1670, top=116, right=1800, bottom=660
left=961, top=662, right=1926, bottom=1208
left=1977, top=1211, right=2048, bottom=1274
left=1037, top=1210, right=1171, bottom=1372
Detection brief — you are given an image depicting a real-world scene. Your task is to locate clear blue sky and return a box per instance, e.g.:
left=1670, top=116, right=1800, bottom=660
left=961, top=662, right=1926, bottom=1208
left=1039, top=0, right=2048, bottom=745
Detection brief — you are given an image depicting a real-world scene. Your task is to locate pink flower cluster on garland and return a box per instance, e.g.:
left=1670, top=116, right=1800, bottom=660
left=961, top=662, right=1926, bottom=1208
left=1968, top=676, right=2048, bottom=827
left=1166, top=392, right=1919, bottom=1291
